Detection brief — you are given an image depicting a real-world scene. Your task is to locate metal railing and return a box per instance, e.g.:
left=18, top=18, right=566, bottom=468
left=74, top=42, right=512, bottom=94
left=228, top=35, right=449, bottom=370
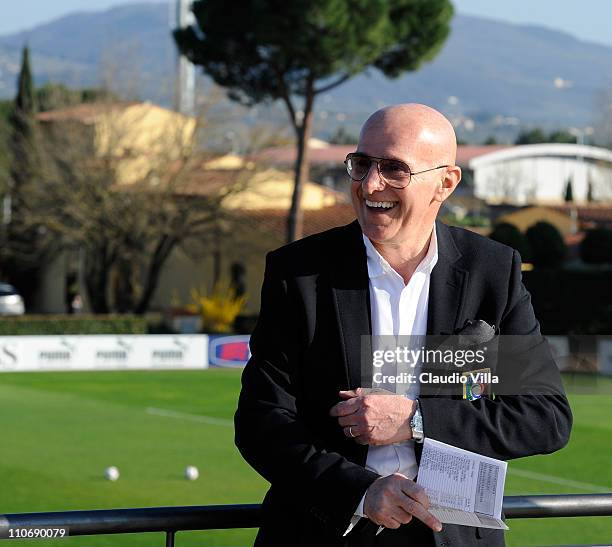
left=1, top=495, right=611, bottom=545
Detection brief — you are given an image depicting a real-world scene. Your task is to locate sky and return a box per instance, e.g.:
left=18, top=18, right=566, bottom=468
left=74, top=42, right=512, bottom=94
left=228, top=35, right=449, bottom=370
left=1, top=0, right=612, bottom=48
left=452, top=0, right=612, bottom=47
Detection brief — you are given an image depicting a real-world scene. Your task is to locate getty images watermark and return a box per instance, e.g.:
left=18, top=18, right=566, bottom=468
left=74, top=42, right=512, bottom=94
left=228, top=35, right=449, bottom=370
left=359, top=333, right=574, bottom=398
left=371, top=344, right=497, bottom=387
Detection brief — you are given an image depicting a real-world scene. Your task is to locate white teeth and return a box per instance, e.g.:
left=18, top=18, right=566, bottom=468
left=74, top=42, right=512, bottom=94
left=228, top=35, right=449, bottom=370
left=365, top=199, right=396, bottom=209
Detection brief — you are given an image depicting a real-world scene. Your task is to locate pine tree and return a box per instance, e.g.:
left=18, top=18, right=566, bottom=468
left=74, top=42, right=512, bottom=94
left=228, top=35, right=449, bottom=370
left=174, top=0, right=453, bottom=242
left=564, top=177, right=574, bottom=203
left=9, top=46, right=37, bottom=194
left=587, top=178, right=595, bottom=202
left=15, top=46, right=35, bottom=113
left=3, top=46, right=43, bottom=308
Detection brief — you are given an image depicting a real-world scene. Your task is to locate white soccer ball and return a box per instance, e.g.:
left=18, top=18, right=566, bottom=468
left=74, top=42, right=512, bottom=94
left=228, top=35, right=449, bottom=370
left=184, top=465, right=199, bottom=481
left=104, top=466, right=120, bottom=481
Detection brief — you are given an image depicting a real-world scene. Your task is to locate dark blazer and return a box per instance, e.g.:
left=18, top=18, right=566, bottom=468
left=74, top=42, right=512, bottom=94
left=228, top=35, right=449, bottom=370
left=235, top=220, right=572, bottom=547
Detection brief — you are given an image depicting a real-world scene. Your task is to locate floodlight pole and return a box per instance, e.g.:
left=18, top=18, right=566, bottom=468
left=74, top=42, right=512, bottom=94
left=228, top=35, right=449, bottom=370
left=174, top=0, right=195, bottom=115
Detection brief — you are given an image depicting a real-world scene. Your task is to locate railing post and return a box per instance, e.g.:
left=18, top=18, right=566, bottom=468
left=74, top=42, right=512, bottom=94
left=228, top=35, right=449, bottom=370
left=166, top=531, right=175, bottom=547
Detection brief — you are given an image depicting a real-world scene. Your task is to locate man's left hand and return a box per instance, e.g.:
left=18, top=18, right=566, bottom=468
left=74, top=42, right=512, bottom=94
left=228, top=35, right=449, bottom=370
left=329, top=388, right=416, bottom=445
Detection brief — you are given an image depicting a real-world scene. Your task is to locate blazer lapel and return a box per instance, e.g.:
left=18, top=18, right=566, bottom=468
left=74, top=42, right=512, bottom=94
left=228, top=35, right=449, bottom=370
left=331, top=221, right=372, bottom=391
left=420, top=222, right=469, bottom=405
left=427, top=221, right=469, bottom=336
left=417, top=222, right=469, bottom=463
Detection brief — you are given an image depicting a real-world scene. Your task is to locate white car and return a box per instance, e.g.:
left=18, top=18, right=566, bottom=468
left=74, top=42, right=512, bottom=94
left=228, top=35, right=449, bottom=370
left=0, top=283, right=25, bottom=315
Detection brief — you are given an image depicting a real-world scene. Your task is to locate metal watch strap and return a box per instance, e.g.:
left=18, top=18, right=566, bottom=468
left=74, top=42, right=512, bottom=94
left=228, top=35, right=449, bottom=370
left=409, top=399, right=424, bottom=443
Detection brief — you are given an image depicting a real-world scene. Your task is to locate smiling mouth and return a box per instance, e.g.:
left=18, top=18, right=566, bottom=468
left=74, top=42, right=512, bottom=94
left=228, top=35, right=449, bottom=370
left=365, top=199, right=398, bottom=210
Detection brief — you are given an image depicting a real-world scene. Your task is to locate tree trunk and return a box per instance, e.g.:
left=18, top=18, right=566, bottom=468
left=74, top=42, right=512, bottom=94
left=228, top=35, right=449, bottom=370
left=113, top=257, right=135, bottom=313
left=286, top=83, right=315, bottom=243
left=84, top=247, right=110, bottom=314
left=134, top=234, right=177, bottom=315
left=212, top=223, right=222, bottom=285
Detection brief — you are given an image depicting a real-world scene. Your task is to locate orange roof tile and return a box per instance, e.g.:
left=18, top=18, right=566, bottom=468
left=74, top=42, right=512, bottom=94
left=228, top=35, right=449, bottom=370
left=36, top=102, right=137, bottom=123
left=233, top=204, right=357, bottom=241
left=256, top=144, right=509, bottom=168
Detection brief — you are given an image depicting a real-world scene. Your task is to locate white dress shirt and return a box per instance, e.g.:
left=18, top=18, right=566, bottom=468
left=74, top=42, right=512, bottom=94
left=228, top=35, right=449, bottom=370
left=344, top=225, right=438, bottom=534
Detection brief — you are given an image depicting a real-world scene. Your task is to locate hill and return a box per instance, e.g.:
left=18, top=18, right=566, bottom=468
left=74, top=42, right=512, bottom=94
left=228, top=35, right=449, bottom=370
left=0, top=3, right=609, bottom=138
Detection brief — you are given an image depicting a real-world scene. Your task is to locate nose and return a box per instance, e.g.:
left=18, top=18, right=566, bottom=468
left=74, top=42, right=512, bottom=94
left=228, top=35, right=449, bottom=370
left=360, top=160, right=386, bottom=194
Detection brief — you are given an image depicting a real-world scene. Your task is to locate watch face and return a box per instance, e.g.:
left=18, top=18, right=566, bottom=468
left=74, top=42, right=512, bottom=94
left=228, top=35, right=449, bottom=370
left=410, top=402, right=423, bottom=440
left=411, top=413, right=423, bottom=433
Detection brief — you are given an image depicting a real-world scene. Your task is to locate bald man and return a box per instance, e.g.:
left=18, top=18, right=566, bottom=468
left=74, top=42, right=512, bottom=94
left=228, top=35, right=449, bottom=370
left=235, top=104, right=571, bottom=547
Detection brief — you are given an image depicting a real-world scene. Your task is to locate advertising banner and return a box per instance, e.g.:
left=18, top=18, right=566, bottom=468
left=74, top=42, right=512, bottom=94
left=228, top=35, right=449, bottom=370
left=0, top=335, right=209, bottom=372
left=208, top=335, right=251, bottom=368
left=545, top=335, right=570, bottom=371
left=598, top=338, right=612, bottom=376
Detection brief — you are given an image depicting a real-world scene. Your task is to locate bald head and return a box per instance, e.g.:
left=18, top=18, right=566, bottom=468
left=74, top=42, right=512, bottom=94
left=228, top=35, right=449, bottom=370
left=359, top=104, right=457, bottom=166
left=351, top=103, right=462, bottom=253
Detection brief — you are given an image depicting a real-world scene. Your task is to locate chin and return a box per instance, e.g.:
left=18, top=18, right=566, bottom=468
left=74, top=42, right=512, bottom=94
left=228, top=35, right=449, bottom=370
left=359, top=219, right=397, bottom=243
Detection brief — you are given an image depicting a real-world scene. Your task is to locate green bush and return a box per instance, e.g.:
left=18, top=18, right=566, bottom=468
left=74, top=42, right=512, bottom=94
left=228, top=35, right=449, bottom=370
left=489, top=222, right=532, bottom=262
left=0, top=315, right=147, bottom=335
left=524, top=268, right=612, bottom=334
left=526, top=221, right=566, bottom=268
left=580, top=228, right=612, bottom=264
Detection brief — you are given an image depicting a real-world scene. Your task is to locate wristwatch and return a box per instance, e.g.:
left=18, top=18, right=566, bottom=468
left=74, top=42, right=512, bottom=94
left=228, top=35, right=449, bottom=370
left=410, top=399, right=424, bottom=443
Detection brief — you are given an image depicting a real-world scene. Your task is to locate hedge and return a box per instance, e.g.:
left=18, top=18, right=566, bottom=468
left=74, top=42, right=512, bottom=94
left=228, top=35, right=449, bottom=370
left=0, top=315, right=147, bottom=335
left=524, top=267, right=612, bottom=335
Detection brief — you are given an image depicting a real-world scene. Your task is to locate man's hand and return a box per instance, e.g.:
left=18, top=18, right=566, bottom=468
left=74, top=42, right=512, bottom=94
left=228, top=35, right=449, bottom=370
left=329, top=388, right=416, bottom=445
left=364, top=474, right=442, bottom=533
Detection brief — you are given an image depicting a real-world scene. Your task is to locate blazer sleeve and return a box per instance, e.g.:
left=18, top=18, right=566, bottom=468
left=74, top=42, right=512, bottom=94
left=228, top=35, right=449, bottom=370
left=419, top=249, right=573, bottom=459
left=234, top=251, right=379, bottom=536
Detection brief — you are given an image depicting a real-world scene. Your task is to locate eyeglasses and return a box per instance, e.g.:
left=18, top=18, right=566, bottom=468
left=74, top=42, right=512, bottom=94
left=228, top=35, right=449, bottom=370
left=344, top=153, right=449, bottom=189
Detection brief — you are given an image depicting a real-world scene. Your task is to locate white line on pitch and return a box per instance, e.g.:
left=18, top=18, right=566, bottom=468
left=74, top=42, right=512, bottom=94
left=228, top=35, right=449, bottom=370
left=509, top=468, right=612, bottom=493
left=146, top=407, right=233, bottom=427
left=144, top=410, right=612, bottom=491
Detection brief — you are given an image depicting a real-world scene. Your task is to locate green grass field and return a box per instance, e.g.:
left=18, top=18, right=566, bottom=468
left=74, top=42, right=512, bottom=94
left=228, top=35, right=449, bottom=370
left=0, top=369, right=610, bottom=546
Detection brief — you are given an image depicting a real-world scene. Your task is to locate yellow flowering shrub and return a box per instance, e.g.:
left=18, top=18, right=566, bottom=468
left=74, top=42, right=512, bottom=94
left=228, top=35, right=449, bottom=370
left=188, top=282, right=247, bottom=333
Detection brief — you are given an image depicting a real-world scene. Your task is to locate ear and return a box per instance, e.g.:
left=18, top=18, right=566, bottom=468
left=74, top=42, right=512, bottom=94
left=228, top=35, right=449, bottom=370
left=433, top=166, right=461, bottom=203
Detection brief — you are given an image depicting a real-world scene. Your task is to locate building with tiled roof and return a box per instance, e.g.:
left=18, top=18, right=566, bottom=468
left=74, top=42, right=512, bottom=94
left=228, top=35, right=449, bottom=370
left=37, top=101, right=195, bottom=186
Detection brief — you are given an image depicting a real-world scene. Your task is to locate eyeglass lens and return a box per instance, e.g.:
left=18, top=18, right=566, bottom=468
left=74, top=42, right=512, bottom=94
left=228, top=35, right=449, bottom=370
left=347, top=155, right=411, bottom=183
